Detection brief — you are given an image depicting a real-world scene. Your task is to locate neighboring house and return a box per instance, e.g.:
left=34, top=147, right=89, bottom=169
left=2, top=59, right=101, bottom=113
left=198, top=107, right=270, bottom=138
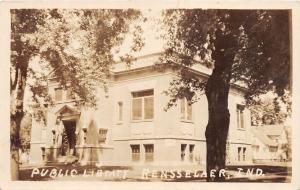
left=29, top=52, right=253, bottom=168
left=251, top=125, right=288, bottom=163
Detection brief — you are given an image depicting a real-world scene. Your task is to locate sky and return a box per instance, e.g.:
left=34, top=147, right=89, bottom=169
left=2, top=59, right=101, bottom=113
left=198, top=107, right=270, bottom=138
left=115, top=9, right=165, bottom=59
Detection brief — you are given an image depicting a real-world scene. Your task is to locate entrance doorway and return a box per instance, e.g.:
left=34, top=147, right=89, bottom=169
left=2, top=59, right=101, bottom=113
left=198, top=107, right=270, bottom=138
left=61, top=120, right=77, bottom=156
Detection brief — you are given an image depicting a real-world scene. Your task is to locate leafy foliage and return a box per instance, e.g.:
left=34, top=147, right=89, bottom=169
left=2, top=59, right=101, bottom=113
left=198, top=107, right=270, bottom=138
left=249, top=91, right=291, bottom=126
left=19, top=114, right=32, bottom=149
left=10, top=9, right=143, bottom=155
left=10, top=9, right=46, bottom=115
left=11, top=9, right=144, bottom=179
left=161, top=9, right=291, bottom=181
left=25, top=9, right=143, bottom=107
left=161, top=9, right=290, bottom=106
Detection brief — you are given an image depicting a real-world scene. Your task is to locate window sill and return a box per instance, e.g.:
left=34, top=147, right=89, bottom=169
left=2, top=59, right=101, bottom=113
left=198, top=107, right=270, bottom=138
left=237, top=128, right=246, bottom=131
left=53, top=99, right=79, bottom=105
left=116, top=121, right=123, bottom=125
left=180, top=120, right=194, bottom=124
left=131, top=119, right=154, bottom=123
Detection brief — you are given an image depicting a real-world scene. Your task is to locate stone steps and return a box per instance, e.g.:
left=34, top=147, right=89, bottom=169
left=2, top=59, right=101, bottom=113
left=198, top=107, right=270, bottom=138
left=57, top=155, right=78, bottom=163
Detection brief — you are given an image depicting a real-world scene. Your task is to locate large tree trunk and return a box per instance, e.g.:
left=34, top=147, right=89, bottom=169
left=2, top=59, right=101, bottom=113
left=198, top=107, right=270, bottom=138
left=205, top=72, right=230, bottom=182
left=11, top=142, right=20, bottom=180
left=204, top=28, right=235, bottom=182
left=10, top=67, right=27, bottom=180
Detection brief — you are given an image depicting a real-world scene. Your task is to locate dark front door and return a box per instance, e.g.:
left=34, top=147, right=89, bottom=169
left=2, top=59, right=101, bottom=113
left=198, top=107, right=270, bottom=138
left=61, top=120, right=76, bottom=156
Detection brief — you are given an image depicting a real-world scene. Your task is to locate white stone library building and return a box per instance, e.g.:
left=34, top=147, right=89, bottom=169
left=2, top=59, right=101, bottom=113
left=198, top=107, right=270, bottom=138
left=29, top=52, right=253, bottom=168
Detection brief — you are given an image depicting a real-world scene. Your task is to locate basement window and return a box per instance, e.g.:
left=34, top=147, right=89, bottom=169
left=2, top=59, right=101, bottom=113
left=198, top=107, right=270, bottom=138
left=144, top=144, right=154, bottom=162
left=131, top=144, right=140, bottom=162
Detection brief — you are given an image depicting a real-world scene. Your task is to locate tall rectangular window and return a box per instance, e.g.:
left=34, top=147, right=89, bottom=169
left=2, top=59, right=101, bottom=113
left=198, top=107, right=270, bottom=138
left=238, top=147, right=241, bottom=161
left=237, top=104, right=245, bottom=129
left=117, top=102, right=123, bottom=122
left=181, top=144, right=187, bottom=161
left=187, top=103, right=192, bottom=120
left=144, top=97, right=154, bottom=119
left=180, top=98, right=192, bottom=121
left=55, top=88, right=63, bottom=102
left=132, top=89, right=154, bottom=121
left=131, top=145, right=140, bottom=162
left=252, top=145, right=259, bottom=152
left=132, top=98, right=142, bottom=120
left=66, top=88, right=75, bottom=100
left=144, top=144, right=154, bottom=162
left=189, top=144, right=195, bottom=162
left=180, top=99, right=186, bottom=119
left=242, top=147, right=246, bottom=161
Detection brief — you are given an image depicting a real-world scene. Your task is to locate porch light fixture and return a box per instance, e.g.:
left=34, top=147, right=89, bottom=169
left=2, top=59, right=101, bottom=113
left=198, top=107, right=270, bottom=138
left=51, top=129, right=56, bottom=135
left=82, top=128, right=87, bottom=144
left=40, top=146, right=46, bottom=161
left=51, top=129, right=56, bottom=145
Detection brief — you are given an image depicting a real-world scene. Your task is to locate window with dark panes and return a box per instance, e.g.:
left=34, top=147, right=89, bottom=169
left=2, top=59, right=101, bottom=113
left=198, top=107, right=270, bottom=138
left=144, top=144, right=154, bottom=162
left=237, top=104, right=245, bottom=129
left=117, top=102, right=123, bottom=122
left=238, top=147, right=241, bottom=161
left=181, top=144, right=187, bottom=161
left=269, top=146, right=278, bottom=153
left=189, top=144, right=195, bottom=162
left=243, top=147, right=246, bottom=161
left=98, top=128, right=108, bottom=143
left=132, top=89, right=154, bottom=121
left=55, top=88, right=63, bottom=102
left=131, top=144, right=140, bottom=161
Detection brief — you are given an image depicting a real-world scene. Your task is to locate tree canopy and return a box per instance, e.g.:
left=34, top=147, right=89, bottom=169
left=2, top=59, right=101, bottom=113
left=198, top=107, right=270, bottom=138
left=162, top=9, right=291, bottom=106
left=249, top=91, right=291, bottom=126
left=24, top=9, right=144, bottom=107
left=11, top=8, right=143, bottom=144
left=161, top=9, right=291, bottom=181
left=10, top=9, right=291, bottom=181
left=10, top=9, right=143, bottom=179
